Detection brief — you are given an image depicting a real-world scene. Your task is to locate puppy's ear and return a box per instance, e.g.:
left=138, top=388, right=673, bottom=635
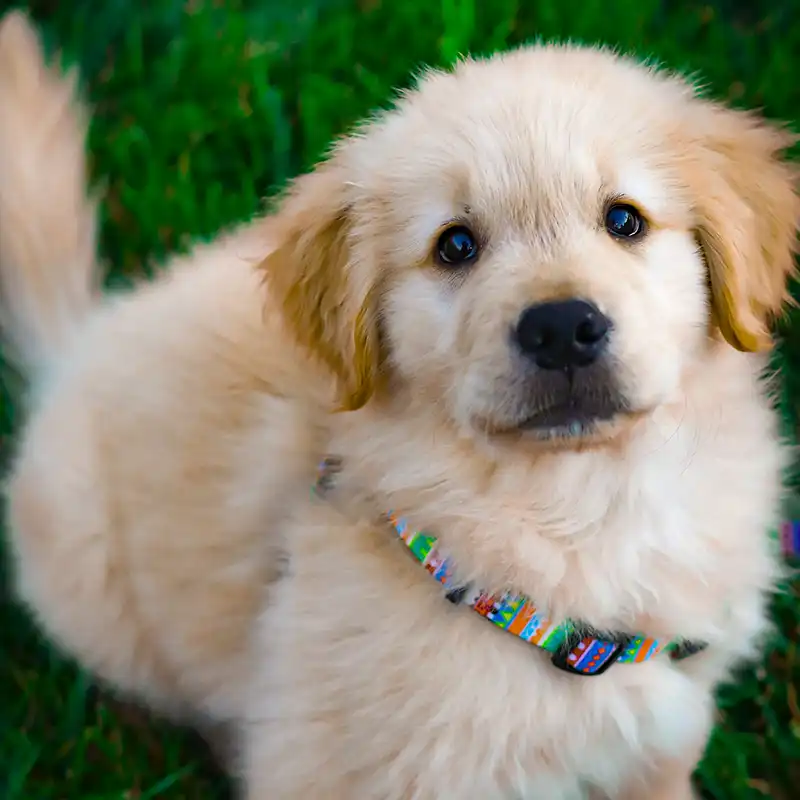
left=691, top=104, right=800, bottom=352
left=260, top=160, right=379, bottom=410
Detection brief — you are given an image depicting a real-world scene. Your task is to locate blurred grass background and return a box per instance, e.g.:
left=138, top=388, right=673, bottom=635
left=1, top=0, right=799, bottom=797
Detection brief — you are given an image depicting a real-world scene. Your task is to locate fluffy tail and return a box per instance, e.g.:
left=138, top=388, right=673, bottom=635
left=0, top=11, right=99, bottom=377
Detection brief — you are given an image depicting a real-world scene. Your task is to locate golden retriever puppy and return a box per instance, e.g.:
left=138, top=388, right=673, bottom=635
left=239, top=56, right=798, bottom=799
left=2, top=10, right=798, bottom=799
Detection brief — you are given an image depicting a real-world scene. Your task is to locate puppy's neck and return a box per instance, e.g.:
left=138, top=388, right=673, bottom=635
left=324, top=349, right=779, bottom=631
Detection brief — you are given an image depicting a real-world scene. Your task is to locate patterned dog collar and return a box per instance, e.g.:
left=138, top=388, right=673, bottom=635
left=384, top=510, right=707, bottom=675
left=779, top=519, right=800, bottom=557
left=315, top=457, right=798, bottom=677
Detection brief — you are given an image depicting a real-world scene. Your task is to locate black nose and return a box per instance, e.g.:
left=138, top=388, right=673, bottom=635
left=514, top=299, right=610, bottom=370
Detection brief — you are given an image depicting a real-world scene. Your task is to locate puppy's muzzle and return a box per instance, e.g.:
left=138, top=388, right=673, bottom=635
left=513, top=298, right=610, bottom=370
left=508, top=298, right=624, bottom=435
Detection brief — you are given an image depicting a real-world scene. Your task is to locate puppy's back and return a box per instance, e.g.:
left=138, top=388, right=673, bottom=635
left=0, top=12, right=321, bottom=735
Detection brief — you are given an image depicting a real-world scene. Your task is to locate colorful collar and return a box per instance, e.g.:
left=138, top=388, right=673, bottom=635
left=315, top=457, right=799, bottom=677
left=779, top=519, right=800, bottom=558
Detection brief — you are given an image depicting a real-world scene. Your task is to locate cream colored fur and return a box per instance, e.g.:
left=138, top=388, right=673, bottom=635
left=1, top=11, right=798, bottom=799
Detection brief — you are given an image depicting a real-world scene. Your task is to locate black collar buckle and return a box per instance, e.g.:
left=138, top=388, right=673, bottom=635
left=550, top=631, right=633, bottom=676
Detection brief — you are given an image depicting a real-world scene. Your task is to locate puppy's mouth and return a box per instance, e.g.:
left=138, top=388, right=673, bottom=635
left=516, top=399, right=623, bottom=440
left=490, top=364, right=629, bottom=442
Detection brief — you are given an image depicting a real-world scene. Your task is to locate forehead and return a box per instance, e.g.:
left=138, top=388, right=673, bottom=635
left=352, top=46, right=692, bottom=227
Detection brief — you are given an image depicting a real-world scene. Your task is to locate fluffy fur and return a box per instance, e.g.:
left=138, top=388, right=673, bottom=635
left=1, top=11, right=798, bottom=798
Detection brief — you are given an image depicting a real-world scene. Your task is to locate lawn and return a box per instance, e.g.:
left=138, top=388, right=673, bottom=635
left=1, top=0, right=800, bottom=797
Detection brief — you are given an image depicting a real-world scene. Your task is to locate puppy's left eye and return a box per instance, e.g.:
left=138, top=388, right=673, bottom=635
left=605, top=204, right=645, bottom=239
left=436, top=225, right=479, bottom=266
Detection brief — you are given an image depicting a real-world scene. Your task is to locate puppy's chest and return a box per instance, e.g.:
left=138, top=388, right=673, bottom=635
left=284, top=510, right=714, bottom=798
left=300, top=420, right=781, bottom=794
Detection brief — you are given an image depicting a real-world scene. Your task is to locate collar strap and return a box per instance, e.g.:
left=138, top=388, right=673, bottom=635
left=385, top=511, right=706, bottom=675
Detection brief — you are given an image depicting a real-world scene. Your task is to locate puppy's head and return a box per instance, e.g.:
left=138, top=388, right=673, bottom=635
left=262, top=46, right=799, bottom=443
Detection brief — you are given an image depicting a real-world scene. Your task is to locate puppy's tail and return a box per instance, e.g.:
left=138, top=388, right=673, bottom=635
left=0, top=11, right=100, bottom=378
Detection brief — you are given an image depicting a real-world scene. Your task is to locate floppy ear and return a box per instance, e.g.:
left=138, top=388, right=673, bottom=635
left=691, top=104, right=800, bottom=352
left=260, top=161, right=380, bottom=411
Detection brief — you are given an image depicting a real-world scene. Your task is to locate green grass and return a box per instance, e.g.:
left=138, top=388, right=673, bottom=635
left=1, top=0, right=799, bottom=796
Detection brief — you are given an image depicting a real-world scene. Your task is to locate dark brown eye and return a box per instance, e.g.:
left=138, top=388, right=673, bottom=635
left=605, top=204, right=645, bottom=239
left=436, top=225, right=478, bottom=266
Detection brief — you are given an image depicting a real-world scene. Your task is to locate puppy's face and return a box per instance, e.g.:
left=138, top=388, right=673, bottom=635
left=265, top=46, right=798, bottom=446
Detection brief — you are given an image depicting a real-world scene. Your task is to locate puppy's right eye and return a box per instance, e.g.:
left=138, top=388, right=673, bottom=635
left=436, top=226, right=479, bottom=266
left=605, top=203, right=645, bottom=240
